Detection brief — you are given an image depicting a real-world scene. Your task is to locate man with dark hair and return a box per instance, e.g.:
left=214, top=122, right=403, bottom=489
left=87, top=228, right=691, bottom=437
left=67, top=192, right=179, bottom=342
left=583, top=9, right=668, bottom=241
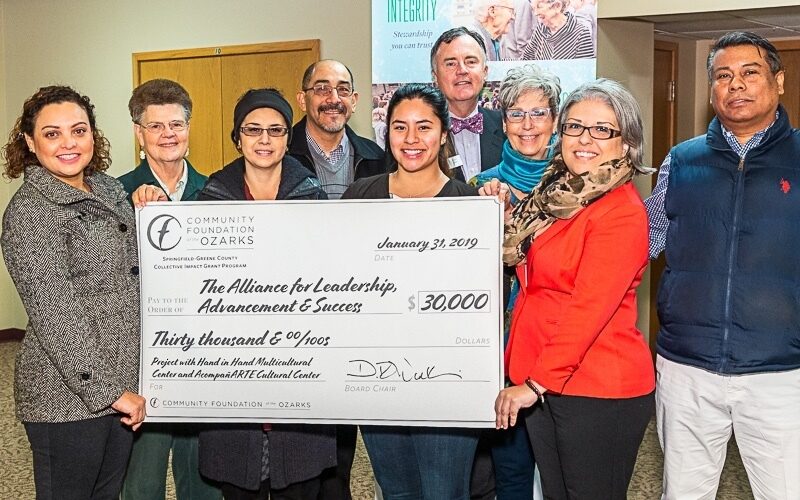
left=288, top=59, right=385, bottom=500
left=646, top=31, right=800, bottom=499
left=291, top=59, right=384, bottom=200
left=430, top=27, right=505, bottom=183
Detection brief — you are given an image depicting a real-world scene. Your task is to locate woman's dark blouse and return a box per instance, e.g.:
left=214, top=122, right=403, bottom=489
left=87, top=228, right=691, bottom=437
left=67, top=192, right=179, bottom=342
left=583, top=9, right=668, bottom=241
left=342, top=173, right=478, bottom=199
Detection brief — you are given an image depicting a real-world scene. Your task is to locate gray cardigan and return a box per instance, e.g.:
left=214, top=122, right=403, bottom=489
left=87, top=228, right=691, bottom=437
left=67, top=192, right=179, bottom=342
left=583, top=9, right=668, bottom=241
left=1, top=165, right=140, bottom=423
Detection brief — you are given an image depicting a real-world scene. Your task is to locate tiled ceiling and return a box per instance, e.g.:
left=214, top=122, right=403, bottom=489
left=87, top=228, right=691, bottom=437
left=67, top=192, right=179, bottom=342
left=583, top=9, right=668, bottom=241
left=628, top=6, right=800, bottom=40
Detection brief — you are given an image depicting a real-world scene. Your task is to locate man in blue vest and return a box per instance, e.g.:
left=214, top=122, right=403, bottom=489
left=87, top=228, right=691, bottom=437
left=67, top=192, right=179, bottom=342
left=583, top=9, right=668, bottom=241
left=646, top=31, right=800, bottom=500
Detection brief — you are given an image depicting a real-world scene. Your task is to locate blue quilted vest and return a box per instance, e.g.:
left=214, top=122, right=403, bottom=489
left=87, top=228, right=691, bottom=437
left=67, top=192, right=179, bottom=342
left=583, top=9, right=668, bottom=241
left=656, top=108, right=800, bottom=374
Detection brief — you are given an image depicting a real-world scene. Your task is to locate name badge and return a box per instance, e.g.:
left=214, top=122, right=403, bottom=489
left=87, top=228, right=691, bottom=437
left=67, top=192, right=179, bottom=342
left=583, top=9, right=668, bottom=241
left=447, top=155, right=465, bottom=171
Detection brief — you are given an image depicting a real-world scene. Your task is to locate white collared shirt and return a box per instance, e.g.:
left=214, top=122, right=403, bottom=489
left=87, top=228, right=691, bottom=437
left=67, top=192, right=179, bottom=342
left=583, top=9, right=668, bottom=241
left=151, top=160, right=188, bottom=201
left=450, top=108, right=481, bottom=181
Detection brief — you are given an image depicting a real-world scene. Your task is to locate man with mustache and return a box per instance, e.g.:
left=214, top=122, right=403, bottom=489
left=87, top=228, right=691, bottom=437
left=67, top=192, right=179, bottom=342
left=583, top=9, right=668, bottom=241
left=291, top=59, right=384, bottom=200
left=430, top=27, right=505, bottom=182
left=288, top=59, right=384, bottom=500
left=646, top=31, right=800, bottom=500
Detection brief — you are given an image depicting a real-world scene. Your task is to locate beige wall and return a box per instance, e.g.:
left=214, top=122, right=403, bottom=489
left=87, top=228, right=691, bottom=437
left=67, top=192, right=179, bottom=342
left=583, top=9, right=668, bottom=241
left=0, top=1, right=21, bottom=330
left=596, top=18, right=655, bottom=338
left=693, top=41, right=717, bottom=135
left=600, top=0, right=800, bottom=17
left=2, top=0, right=375, bottom=177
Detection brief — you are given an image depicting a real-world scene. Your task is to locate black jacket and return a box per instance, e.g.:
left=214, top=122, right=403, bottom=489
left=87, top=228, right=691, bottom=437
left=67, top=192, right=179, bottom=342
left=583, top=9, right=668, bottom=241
left=198, top=155, right=327, bottom=201
left=342, top=173, right=478, bottom=199
left=197, top=155, right=334, bottom=490
left=289, top=117, right=386, bottom=180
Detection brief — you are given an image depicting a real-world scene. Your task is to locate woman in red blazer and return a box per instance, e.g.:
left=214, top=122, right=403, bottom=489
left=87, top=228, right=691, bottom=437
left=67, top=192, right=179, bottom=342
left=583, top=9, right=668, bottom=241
left=494, top=79, right=656, bottom=500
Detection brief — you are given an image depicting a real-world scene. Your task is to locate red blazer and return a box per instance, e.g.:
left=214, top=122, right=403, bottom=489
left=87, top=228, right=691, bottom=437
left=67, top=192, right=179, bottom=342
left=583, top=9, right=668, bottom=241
left=506, top=182, right=655, bottom=398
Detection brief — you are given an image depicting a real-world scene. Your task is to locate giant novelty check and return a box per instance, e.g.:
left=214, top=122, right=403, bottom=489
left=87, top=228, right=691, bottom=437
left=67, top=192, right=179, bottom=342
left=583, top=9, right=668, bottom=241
left=137, top=197, right=503, bottom=427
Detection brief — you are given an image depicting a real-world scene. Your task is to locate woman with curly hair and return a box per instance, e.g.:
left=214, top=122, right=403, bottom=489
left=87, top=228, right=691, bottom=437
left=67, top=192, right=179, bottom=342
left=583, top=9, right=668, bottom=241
left=1, top=85, right=145, bottom=500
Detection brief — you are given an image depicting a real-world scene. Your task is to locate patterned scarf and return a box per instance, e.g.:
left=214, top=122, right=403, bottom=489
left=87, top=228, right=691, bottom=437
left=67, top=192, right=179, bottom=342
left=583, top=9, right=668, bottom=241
left=503, top=154, right=638, bottom=266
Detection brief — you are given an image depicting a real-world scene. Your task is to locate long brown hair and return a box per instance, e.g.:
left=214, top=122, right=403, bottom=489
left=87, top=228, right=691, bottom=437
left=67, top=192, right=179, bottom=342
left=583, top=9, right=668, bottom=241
left=385, top=83, right=452, bottom=177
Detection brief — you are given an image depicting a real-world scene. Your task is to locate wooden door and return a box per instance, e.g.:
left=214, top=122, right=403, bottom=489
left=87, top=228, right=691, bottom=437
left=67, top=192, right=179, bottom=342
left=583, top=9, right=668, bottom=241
left=774, top=40, right=800, bottom=128
left=648, top=40, right=678, bottom=358
left=133, top=40, right=320, bottom=175
left=219, top=42, right=320, bottom=165
left=136, top=55, right=223, bottom=174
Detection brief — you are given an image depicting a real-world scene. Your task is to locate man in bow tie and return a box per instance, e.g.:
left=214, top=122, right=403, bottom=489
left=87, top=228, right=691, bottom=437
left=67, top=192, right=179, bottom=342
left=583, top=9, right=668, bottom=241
left=429, top=27, right=506, bottom=500
left=430, top=27, right=506, bottom=183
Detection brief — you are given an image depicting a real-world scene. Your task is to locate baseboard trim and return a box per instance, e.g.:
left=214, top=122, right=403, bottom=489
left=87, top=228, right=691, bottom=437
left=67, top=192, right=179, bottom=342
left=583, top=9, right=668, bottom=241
left=0, top=328, right=24, bottom=342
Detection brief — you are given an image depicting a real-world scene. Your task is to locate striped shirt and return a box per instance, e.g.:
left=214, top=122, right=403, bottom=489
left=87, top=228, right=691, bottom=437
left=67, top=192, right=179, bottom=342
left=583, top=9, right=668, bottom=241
left=522, top=12, right=594, bottom=60
left=644, top=115, right=777, bottom=259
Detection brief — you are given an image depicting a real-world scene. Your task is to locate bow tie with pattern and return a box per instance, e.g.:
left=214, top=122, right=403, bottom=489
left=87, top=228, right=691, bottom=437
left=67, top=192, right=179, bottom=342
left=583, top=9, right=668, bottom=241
left=451, top=113, right=484, bottom=134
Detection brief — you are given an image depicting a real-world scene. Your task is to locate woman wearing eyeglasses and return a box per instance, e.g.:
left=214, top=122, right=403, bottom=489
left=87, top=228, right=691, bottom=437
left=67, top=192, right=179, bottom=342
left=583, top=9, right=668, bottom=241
left=119, top=79, right=220, bottom=500
left=197, top=88, right=326, bottom=204
left=494, top=79, right=655, bottom=500
left=469, top=63, right=561, bottom=500
left=120, top=79, right=207, bottom=205
left=192, top=88, right=334, bottom=500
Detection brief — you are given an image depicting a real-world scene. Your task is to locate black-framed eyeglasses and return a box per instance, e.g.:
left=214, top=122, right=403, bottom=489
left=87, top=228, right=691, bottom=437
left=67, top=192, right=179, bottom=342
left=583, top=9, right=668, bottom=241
left=239, top=126, right=289, bottom=138
left=302, top=83, right=354, bottom=98
left=140, top=120, right=188, bottom=134
left=560, top=123, right=622, bottom=140
left=505, top=107, right=551, bottom=123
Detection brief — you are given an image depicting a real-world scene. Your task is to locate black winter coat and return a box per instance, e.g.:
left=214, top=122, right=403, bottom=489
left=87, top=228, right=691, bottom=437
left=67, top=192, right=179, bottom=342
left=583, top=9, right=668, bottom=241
left=196, top=155, right=335, bottom=490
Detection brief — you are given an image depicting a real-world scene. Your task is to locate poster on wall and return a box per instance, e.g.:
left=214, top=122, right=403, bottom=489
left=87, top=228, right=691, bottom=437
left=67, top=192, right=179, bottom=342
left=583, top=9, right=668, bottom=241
left=371, top=0, right=598, bottom=146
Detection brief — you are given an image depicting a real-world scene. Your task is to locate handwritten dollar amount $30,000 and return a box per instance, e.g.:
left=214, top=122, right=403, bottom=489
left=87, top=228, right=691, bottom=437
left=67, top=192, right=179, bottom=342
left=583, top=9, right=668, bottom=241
left=407, top=291, right=491, bottom=313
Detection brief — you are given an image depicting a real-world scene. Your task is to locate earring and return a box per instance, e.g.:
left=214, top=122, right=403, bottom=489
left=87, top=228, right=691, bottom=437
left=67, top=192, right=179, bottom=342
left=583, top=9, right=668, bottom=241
left=139, top=149, right=146, bottom=160
left=184, top=148, right=189, bottom=158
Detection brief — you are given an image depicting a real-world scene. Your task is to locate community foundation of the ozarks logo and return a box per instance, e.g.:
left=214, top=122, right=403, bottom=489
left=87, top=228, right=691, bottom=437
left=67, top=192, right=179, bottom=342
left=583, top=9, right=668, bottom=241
left=147, top=214, right=182, bottom=251
left=147, top=213, right=257, bottom=251
left=183, top=215, right=257, bottom=249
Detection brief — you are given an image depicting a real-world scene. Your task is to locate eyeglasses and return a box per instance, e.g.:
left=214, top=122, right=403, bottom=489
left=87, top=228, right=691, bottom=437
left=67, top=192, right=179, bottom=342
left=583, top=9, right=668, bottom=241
left=140, top=121, right=188, bottom=134
left=492, top=4, right=516, bottom=15
left=239, top=126, right=289, bottom=138
left=303, top=83, right=354, bottom=98
left=505, top=107, right=551, bottom=123
left=560, top=123, right=622, bottom=140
